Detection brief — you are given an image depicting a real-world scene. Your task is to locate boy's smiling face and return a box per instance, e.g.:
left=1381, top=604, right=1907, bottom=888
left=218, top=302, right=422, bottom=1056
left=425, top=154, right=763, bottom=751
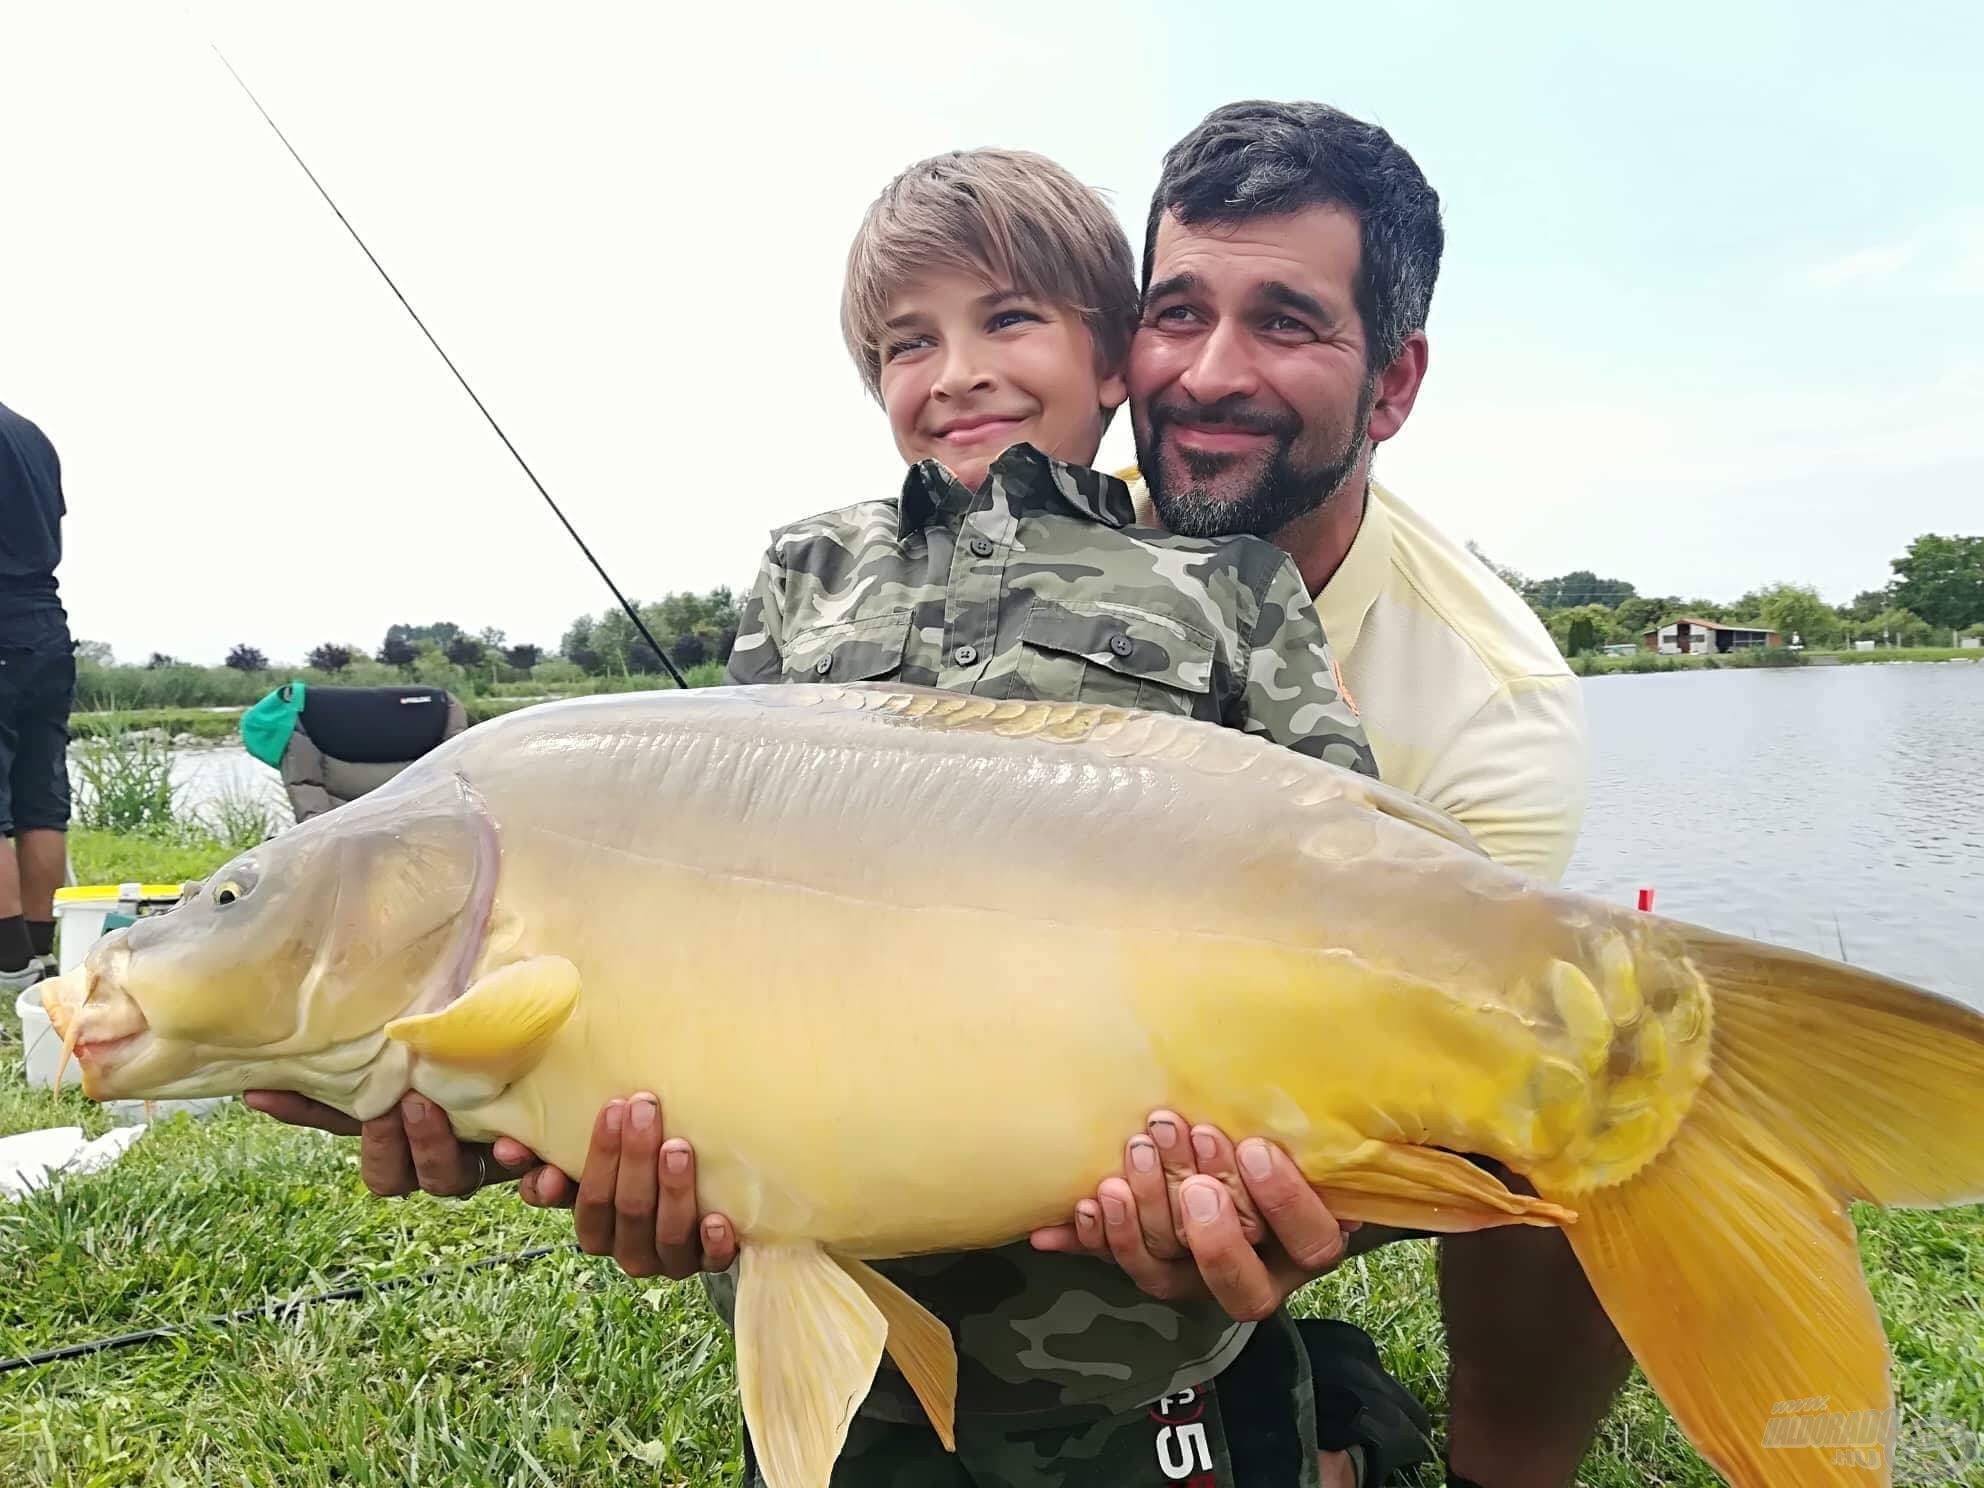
left=878, top=266, right=1127, bottom=492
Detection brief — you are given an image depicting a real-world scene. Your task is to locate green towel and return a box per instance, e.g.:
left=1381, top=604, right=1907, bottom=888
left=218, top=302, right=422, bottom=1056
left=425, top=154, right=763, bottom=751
left=240, top=681, right=306, bottom=769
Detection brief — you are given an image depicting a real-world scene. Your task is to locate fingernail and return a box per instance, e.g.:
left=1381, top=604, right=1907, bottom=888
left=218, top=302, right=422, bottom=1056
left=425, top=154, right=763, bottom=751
left=630, top=1098, right=656, bottom=1131
left=664, top=1146, right=690, bottom=1176
left=604, top=1101, right=624, bottom=1135
left=705, top=1217, right=727, bottom=1240
left=1077, top=1202, right=1098, bottom=1230
left=1185, top=1181, right=1220, bottom=1223
left=1240, top=1139, right=1273, bottom=1180
left=1129, top=1139, right=1157, bottom=1173
left=403, top=1095, right=428, bottom=1122
left=1191, top=1130, right=1218, bottom=1165
left=1102, top=1196, right=1127, bottom=1226
left=1149, top=1117, right=1178, bottom=1150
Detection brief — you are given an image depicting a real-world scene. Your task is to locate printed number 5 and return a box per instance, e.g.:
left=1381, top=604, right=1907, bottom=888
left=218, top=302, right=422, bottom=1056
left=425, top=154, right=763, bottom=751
left=1158, top=1423, right=1213, bottom=1479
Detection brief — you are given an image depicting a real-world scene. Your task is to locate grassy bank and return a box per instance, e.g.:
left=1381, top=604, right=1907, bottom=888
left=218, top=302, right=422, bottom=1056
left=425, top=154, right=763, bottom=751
left=3, top=851, right=1980, bottom=1484
left=1569, top=646, right=1981, bottom=676
left=67, top=666, right=730, bottom=745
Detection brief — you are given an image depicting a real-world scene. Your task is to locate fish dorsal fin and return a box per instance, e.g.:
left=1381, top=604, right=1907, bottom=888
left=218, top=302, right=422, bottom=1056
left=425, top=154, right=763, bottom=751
left=383, top=954, right=579, bottom=1084
left=835, top=1255, right=958, bottom=1451
left=735, top=1242, right=891, bottom=1488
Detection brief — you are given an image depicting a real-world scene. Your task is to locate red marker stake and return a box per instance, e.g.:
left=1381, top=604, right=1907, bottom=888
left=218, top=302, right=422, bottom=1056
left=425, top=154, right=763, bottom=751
left=1637, top=888, right=1655, bottom=913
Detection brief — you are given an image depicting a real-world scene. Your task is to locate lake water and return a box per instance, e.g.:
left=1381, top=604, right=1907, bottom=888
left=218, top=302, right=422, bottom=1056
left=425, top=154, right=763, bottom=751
left=151, top=663, right=1983, bottom=1008
left=1563, top=662, right=1982, bottom=1008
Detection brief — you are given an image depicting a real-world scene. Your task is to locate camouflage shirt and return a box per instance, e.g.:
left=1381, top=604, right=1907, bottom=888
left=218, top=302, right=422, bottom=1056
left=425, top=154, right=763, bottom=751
left=706, top=442, right=1377, bottom=1425
left=723, top=442, right=1373, bottom=772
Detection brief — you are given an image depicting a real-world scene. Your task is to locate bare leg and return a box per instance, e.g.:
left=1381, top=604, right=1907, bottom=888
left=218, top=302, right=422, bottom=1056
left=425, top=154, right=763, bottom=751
left=1318, top=1449, right=1357, bottom=1487
left=1438, top=1222, right=1634, bottom=1487
left=0, top=835, right=19, bottom=920
left=16, top=828, right=65, bottom=921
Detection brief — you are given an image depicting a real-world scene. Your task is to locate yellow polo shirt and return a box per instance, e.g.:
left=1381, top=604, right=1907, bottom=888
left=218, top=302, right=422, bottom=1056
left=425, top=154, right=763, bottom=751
left=1127, top=472, right=1589, bottom=882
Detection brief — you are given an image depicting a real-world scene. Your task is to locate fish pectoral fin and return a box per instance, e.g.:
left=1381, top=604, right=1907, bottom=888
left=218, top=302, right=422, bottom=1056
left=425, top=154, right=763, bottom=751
left=834, top=1255, right=958, bottom=1451
left=383, top=954, right=579, bottom=1084
left=1308, top=1142, right=1576, bottom=1233
left=735, top=1241, right=890, bottom=1488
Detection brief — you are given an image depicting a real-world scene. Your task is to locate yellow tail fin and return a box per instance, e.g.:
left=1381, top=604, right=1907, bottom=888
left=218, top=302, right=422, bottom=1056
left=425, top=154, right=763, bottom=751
left=1536, top=930, right=1984, bottom=1487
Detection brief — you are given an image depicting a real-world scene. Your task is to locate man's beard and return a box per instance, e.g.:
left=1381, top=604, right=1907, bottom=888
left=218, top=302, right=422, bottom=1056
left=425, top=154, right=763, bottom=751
left=1137, top=379, right=1375, bottom=541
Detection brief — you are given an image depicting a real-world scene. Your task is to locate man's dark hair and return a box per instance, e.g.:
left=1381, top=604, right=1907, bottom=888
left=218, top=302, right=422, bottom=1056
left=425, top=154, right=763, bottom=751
left=1144, top=100, right=1444, bottom=370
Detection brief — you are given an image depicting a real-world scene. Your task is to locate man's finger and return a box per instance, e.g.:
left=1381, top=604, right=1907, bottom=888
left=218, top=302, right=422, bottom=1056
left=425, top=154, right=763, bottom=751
left=401, top=1094, right=480, bottom=1197
left=519, top=1164, right=575, bottom=1209
left=1098, top=1177, right=1202, bottom=1300
left=1028, top=1199, right=1111, bottom=1258
left=244, top=1090, right=364, bottom=1137
left=701, top=1213, right=738, bottom=1272
left=1178, top=1175, right=1282, bottom=1322
left=1239, top=1139, right=1350, bottom=1276
left=357, top=1107, right=420, bottom=1197
left=573, top=1100, right=627, bottom=1256
left=1028, top=1221, right=1085, bottom=1254
left=1189, top=1124, right=1265, bottom=1244
left=1124, top=1132, right=1184, bottom=1261
left=655, top=1136, right=703, bottom=1279
left=612, top=1093, right=665, bottom=1277
left=1146, top=1110, right=1199, bottom=1242
left=490, top=1136, right=540, bottom=1170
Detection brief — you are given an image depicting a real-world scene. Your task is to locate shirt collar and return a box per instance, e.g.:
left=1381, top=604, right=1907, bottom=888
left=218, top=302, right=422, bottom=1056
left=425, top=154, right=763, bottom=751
left=1312, top=479, right=1393, bottom=660
left=896, top=442, right=1136, bottom=538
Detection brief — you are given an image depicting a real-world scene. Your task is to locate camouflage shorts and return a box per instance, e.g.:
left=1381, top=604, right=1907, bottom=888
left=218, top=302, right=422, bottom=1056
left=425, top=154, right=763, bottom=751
left=740, top=1310, right=1322, bottom=1488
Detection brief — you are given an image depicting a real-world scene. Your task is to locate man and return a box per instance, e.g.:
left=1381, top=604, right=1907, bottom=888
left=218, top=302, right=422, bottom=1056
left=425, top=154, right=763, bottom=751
left=251, top=101, right=1617, bottom=1488
left=1029, top=98, right=1612, bottom=1488
left=0, top=399, right=77, bottom=997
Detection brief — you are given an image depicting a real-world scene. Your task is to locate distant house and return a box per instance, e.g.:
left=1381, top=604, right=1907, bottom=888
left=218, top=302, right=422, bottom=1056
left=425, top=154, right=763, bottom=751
left=1642, top=617, right=1784, bottom=655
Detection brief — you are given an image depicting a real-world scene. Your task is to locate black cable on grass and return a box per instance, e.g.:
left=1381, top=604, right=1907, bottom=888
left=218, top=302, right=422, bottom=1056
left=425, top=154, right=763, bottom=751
left=0, top=1243, right=577, bottom=1375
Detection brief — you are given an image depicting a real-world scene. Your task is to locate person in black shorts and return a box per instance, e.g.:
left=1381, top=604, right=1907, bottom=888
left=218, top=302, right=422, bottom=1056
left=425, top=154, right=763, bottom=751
left=0, top=399, right=77, bottom=994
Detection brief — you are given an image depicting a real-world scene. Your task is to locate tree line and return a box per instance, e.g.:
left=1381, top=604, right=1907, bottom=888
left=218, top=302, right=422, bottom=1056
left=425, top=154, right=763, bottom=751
left=100, top=532, right=1984, bottom=679
left=1467, top=532, right=1984, bottom=655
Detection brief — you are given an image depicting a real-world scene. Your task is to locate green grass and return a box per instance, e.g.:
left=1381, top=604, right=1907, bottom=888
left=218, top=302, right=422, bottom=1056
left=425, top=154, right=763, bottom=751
left=3, top=866, right=1978, bottom=1485
left=65, top=829, right=242, bottom=887
left=67, top=710, right=244, bottom=744
left=1814, top=646, right=1980, bottom=665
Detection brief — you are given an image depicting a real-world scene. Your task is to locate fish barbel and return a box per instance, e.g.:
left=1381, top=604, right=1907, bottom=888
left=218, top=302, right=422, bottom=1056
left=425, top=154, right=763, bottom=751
left=40, top=683, right=1984, bottom=1488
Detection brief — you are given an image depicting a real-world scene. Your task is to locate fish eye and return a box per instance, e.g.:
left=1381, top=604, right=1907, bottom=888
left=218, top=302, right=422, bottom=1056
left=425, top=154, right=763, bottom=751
left=211, top=878, right=252, bottom=907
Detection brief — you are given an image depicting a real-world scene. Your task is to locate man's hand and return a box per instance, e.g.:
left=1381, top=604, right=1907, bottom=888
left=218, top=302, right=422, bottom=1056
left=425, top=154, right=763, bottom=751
left=243, top=1089, right=545, bottom=1199
left=1030, top=1109, right=1355, bottom=1322
left=244, top=1089, right=737, bottom=1279
left=566, top=1091, right=738, bottom=1279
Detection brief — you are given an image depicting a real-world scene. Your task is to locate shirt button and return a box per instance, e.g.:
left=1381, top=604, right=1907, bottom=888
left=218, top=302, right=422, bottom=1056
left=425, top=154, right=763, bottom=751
left=814, top=655, right=833, bottom=675
left=969, top=536, right=994, bottom=558
left=953, top=644, right=979, bottom=666
left=1108, top=632, right=1134, bottom=657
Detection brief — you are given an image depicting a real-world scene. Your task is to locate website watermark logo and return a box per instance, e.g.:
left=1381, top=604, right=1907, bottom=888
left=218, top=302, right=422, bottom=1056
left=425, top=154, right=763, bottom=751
left=1762, top=1398, right=1981, bottom=1480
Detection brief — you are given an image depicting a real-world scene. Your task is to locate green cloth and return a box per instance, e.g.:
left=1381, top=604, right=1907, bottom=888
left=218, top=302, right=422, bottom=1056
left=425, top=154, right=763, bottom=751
left=240, top=681, right=306, bottom=769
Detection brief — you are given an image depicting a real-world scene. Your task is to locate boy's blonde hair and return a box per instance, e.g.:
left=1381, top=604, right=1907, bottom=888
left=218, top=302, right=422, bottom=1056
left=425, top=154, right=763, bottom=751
left=841, top=148, right=1138, bottom=402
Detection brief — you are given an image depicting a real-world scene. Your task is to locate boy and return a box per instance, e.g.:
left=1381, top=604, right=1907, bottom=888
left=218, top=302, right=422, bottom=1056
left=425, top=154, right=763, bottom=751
left=708, top=147, right=1374, bottom=1485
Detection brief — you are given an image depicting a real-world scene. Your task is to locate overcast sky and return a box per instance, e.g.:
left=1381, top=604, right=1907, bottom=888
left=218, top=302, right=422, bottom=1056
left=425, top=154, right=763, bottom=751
left=2, top=0, right=1979, bottom=665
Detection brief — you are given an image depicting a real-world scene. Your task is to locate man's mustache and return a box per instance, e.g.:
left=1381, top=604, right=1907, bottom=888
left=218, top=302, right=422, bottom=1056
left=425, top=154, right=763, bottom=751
left=1149, top=396, right=1301, bottom=441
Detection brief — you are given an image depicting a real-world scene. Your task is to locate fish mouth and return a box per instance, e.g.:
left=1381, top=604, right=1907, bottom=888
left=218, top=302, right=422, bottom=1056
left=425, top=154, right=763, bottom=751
left=41, top=969, right=152, bottom=1092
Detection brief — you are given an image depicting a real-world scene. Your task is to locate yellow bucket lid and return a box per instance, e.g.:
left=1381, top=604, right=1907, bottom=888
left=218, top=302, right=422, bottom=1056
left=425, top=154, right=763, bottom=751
left=55, top=883, right=189, bottom=904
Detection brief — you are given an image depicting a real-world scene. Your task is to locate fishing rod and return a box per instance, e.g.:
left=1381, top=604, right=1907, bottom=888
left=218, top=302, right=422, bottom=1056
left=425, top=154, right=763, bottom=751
left=206, top=41, right=689, bottom=689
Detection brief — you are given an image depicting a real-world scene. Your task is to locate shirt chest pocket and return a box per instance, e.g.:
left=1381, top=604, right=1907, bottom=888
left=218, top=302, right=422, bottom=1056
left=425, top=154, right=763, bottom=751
left=781, top=609, right=913, bottom=685
left=1015, top=601, right=1218, bottom=717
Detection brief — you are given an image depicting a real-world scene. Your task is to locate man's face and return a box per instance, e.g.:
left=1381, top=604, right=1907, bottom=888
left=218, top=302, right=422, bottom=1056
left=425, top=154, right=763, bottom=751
left=877, top=265, right=1127, bottom=492
left=1128, top=205, right=1378, bottom=541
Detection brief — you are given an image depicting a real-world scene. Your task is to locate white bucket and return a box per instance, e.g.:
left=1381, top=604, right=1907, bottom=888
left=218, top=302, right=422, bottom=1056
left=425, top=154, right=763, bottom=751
left=17, top=982, right=79, bottom=1092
